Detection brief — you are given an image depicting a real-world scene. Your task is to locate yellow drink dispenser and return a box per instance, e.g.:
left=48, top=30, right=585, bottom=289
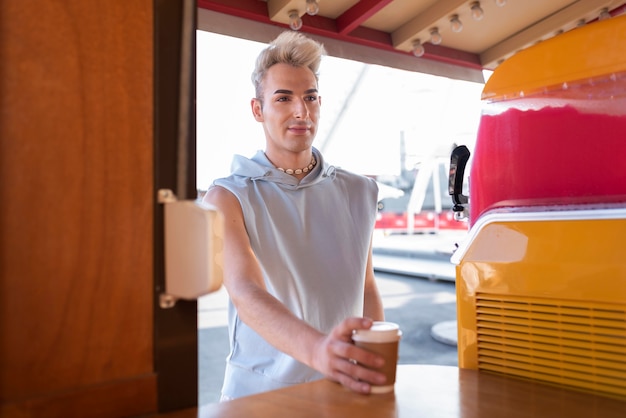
left=452, top=15, right=626, bottom=400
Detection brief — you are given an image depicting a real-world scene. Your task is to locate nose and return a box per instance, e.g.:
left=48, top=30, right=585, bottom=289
left=293, top=98, right=309, bottom=119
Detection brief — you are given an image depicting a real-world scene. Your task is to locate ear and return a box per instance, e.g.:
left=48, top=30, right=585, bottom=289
left=251, top=98, right=264, bottom=122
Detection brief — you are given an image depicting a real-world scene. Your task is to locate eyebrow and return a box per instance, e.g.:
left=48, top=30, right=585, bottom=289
left=273, top=88, right=318, bottom=95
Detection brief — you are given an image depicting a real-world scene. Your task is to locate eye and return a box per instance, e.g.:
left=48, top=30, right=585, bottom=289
left=305, top=95, right=318, bottom=102
left=276, top=96, right=290, bottom=102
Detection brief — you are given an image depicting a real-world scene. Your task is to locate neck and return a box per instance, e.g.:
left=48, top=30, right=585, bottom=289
left=276, top=156, right=316, bottom=176
left=265, top=152, right=317, bottom=176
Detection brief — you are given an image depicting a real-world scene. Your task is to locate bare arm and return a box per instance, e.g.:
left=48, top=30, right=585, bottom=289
left=363, top=239, right=385, bottom=321
left=204, top=186, right=386, bottom=393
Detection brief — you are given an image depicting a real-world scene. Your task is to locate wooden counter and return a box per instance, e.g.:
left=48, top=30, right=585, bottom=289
left=164, top=365, right=626, bottom=417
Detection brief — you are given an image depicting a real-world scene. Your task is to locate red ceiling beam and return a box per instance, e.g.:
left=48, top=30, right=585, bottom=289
left=196, top=0, right=268, bottom=23
left=336, top=0, right=393, bottom=35
left=301, top=15, right=482, bottom=69
left=197, top=0, right=483, bottom=70
left=421, top=43, right=483, bottom=69
left=610, top=4, right=626, bottom=16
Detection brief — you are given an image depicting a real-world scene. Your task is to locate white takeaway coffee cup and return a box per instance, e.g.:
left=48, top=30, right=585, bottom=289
left=352, top=321, right=402, bottom=393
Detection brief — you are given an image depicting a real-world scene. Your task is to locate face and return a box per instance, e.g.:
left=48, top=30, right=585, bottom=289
left=251, top=63, right=321, bottom=155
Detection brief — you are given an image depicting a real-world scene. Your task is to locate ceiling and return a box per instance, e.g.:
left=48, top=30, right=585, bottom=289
left=197, top=0, right=625, bottom=79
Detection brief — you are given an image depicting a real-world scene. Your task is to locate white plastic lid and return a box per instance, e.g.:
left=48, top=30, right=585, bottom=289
left=352, top=321, right=402, bottom=343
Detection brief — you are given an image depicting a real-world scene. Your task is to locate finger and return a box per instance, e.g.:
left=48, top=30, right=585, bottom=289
left=328, top=342, right=386, bottom=384
left=336, top=373, right=371, bottom=394
left=330, top=360, right=387, bottom=393
left=332, top=339, right=385, bottom=370
left=341, top=357, right=387, bottom=386
left=332, top=317, right=373, bottom=341
left=330, top=371, right=371, bottom=394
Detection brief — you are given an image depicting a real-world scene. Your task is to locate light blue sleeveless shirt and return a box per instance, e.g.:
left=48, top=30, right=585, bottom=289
left=210, top=148, right=378, bottom=399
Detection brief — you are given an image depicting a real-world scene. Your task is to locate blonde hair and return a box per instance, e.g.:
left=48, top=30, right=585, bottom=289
left=252, top=31, right=326, bottom=101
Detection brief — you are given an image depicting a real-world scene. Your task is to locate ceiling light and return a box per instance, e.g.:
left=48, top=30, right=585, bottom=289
left=305, top=0, right=320, bottom=16
left=470, top=2, right=484, bottom=21
left=411, top=39, right=425, bottom=57
left=288, top=10, right=303, bottom=31
left=430, top=27, right=442, bottom=45
left=495, top=0, right=506, bottom=6
left=450, top=15, right=463, bottom=33
left=599, top=8, right=611, bottom=20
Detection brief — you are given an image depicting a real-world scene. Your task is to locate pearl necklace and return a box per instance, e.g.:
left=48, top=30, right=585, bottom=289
left=277, top=157, right=317, bottom=175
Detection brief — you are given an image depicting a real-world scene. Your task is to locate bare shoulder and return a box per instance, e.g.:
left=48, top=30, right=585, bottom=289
left=203, top=186, right=244, bottom=222
left=203, top=185, right=238, bottom=209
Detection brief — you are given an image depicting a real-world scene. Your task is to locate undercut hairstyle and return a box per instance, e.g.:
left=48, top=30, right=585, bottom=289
left=252, top=31, right=326, bottom=102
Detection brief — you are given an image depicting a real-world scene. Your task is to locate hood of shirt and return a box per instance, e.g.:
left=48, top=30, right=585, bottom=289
left=229, top=147, right=336, bottom=189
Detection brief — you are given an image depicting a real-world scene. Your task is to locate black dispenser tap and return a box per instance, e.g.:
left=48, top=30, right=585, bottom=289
left=449, top=145, right=471, bottom=220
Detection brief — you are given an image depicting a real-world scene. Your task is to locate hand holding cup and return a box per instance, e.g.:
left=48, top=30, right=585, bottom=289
left=352, top=321, right=402, bottom=393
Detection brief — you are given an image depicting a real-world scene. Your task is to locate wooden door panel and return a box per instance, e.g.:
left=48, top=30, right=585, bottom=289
left=0, top=1, right=156, bottom=415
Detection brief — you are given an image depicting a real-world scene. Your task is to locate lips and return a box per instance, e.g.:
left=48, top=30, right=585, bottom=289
left=288, top=124, right=311, bottom=134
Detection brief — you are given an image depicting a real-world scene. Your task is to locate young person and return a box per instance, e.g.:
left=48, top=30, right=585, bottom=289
left=203, top=31, right=385, bottom=400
